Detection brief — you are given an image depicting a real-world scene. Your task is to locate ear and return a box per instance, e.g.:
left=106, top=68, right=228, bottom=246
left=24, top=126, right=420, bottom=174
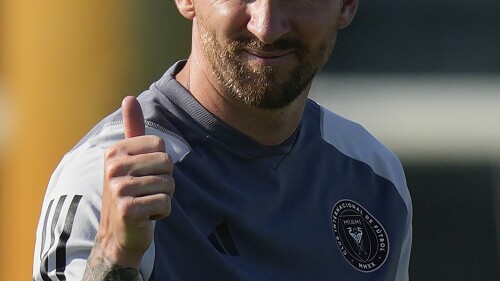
left=175, top=0, right=196, bottom=20
left=337, top=0, right=359, bottom=29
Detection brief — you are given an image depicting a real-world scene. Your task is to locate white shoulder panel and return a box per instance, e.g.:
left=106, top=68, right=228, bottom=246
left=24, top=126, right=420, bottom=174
left=320, top=106, right=410, bottom=208
left=33, top=122, right=190, bottom=281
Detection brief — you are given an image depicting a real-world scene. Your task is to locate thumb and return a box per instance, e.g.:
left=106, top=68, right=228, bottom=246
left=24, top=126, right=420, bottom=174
left=122, top=96, right=145, bottom=138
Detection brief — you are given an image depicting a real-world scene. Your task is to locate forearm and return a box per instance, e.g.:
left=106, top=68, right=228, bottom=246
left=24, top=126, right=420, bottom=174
left=83, top=238, right=140, bottom=281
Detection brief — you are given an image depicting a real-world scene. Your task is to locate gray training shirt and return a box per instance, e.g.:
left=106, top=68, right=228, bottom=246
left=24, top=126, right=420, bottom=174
left=33, top=61, right=412, bottom=281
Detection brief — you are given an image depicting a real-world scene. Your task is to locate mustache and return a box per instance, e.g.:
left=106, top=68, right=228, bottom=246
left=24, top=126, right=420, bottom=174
left=228, top=36, right=307, bottom=54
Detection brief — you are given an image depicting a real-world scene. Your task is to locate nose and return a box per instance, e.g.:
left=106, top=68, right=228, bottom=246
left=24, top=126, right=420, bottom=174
left=246, top=0, right=292, bottom=44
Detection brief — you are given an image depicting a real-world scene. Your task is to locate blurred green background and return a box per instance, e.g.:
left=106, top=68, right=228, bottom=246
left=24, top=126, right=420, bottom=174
left=0, top=1, right=499, bottom=280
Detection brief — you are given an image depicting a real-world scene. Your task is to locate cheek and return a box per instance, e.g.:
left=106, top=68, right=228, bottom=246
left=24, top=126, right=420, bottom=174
left=204, top=2, right=249, bottom=40
left=291, top=2, right=340, bottom=36
left=297, top=14, right=337, bottom=49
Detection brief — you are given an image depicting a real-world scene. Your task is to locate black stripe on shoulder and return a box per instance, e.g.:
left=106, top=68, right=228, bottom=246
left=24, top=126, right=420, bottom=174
left=40, top=199, right=55, bottom=260
left=55, top=195, right=83, bottom=280
left=39, top=195, right=67, bottom=281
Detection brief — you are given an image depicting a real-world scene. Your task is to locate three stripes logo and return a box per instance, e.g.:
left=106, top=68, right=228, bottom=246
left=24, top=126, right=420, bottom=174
left=35, top=196, right=242, bottom=279
left=36, top=194, right=83, bottom=281
left=207, top=222, right=240, bottom=256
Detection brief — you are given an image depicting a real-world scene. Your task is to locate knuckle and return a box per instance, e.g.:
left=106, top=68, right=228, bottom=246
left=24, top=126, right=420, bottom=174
left=117, top=177, right=136, bottom=196
left=105, top=160, right=123, bottom=177
left=162, top=153, right=173, bottom=169
left=119, top=197, right=140, bottom=222
left=117, top=199, right=136, bottom=222
left=107, top=178, right=129, bottom=197
left=104, top=145, right=120, bottom=159
left=158, top=193, right=170, bottom=202
left=107, top=178, right=121, bottom=193
left=166, top=176, right=175, bottom=194
left=155, top=175, right=174, bottom=193
left=152, top=136, right=166, bottom=152
left=157, top=195, right=172, bottom=218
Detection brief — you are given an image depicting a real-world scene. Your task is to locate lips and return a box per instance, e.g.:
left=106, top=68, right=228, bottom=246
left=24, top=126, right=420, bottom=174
left=242, top=49, right=296, bottom=66
left=245, top=49, right=294, bottom=59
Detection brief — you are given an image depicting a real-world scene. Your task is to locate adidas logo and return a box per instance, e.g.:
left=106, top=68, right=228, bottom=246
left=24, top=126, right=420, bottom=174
left=207, top=222, right=240, bottom=256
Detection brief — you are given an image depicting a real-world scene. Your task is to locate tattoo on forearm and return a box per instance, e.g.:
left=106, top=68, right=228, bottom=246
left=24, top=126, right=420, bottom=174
left=83, top=239, right=139, bottom=281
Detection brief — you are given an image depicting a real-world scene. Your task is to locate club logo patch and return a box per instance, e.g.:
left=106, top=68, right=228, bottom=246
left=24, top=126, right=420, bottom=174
left=331, top=199, right=389, bottom=272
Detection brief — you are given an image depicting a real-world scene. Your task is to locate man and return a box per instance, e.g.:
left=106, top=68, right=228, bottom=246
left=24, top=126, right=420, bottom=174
left=33, top=0, right=412, bottom=280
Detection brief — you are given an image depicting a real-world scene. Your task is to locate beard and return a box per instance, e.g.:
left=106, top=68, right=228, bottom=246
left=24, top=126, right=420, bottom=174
left=197, top=17, right=337, bottom=110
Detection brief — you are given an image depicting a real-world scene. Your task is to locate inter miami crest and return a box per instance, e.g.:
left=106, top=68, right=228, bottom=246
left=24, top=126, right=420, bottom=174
left=331, top=200, right=389, bottom=272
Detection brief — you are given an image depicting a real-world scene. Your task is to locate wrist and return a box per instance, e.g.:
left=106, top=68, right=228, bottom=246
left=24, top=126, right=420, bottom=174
left=94, top=234, right=143, bottom=270
left=85, top=251, right=139, bottom=281
left=84, top=238, right=141, bottom=281
left=104, top=264, right=140, bottom=281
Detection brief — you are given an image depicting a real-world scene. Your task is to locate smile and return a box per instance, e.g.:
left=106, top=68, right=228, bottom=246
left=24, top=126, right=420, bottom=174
left=243, top=50, right=295, bottom=65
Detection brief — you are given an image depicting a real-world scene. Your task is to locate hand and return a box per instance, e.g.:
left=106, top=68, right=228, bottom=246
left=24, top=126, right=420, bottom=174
left=96, top=96, right=175, bottom=269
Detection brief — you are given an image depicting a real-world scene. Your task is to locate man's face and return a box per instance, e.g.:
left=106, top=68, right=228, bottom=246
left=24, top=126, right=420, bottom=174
left=194, top=0, right=344, bottom=109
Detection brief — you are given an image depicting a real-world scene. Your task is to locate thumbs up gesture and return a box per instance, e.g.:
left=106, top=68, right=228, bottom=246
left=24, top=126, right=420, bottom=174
left=95, top=96, right=175, bottom=269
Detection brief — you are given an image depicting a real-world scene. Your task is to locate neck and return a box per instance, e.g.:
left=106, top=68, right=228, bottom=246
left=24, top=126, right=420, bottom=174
left=175, top=59, right=309, bottom=146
